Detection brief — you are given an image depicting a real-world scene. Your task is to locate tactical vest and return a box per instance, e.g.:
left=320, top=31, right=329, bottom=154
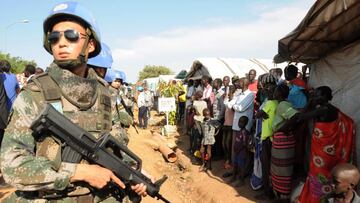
left=24, top=72, right=112, bottom=201
left=32, top=73, right=112, bottom=166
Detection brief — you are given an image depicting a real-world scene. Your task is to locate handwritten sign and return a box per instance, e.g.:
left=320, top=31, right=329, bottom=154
left=158, top=97, right=176, bottom=112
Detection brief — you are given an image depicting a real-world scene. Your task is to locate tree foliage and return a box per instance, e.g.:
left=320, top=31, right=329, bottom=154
left=0, top=52, right=37, bottom=74
left=138, top=65, right=173, bottom=81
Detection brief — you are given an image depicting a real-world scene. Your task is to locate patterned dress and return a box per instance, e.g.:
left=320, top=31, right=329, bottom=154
left=298, top=110, right=355, bottom=203
left=201, top=119, right=217, bottom=145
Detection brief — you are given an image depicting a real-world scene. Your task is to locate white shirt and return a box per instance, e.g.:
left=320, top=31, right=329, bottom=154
left=137, top=90, right=153, bottom=108
left=202, top=84, right=213, bottom=100
left=185, top=86, right=195, bottom=107
left=195, top=85, right=203, bottom=93
left=229, top=89, right=254, bottom=131
left=223, top=88, right=242, bottom=109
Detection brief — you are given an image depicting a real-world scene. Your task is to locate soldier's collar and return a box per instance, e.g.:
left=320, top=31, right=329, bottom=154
left=47, top=63, right=98, bottom=110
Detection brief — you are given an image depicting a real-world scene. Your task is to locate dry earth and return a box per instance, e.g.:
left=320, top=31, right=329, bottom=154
left=0, top=110, right=270, bottom=203
left=128, top=110, right=263, bottom=203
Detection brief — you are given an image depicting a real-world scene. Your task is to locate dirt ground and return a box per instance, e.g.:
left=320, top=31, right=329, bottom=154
left=0, top=110, right=269, bottom=203
left=134, top=111, right=262, bottom=203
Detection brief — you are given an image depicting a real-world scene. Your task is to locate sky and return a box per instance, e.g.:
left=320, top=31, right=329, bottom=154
left=0, top=0, right=314, bottom=82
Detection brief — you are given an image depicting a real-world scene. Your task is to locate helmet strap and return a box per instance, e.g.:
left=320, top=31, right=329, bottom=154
left=54, top=28, right=91, bottom=70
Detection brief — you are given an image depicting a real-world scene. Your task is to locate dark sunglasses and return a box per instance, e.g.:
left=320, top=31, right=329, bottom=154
left=47, top=29, right=86, bottom=44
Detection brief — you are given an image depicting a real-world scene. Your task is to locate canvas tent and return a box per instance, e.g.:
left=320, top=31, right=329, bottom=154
left=274, top=0, right=360, bottom=161
left=274, top=0, right=360, bottom=64
left=175, top=70, right=187, bottom=79
left=185, top=58, right=287, bottom=80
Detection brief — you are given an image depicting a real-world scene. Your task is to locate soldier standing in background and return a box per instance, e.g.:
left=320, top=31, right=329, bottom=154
left=88, top=42, right=132, bottom=146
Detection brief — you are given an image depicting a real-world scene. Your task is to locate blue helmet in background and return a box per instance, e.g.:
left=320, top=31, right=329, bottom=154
left=104, top=69, right=122, bottom=83
left=137, top=86, right=144, bottom=91
left=43, top=1, right=101, bottom=58
left=117, top=70, right=127, bottom=83
left=88, top=42, right=113, bottom=69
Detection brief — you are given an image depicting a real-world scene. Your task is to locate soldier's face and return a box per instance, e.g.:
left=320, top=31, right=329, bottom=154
left=111, top=80, right=121, bottom=89
left=50, top=21, right=95, bottom=61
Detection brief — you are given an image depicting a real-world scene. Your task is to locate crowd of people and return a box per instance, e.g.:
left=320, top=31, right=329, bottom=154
left=0, top=1, right=359, bottom=203
left=0, top=62, right=45, bottom=142
left=184, top=66, right=358, bottom=202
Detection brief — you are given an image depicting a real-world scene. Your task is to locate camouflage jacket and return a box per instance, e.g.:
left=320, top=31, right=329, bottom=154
left=109, top=86, right=133, bottom=126
left=0, top=63, right=126, bottom=202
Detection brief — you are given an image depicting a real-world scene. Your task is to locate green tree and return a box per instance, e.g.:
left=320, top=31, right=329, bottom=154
left=0, top=52, right=37, bottom=73
left=138, top=65, right=173, bottom=81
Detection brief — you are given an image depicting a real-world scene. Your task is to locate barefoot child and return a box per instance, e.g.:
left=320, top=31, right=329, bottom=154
left=230, top=116, right=250, bottom=187
left=199, top=108, right=219, bottom=171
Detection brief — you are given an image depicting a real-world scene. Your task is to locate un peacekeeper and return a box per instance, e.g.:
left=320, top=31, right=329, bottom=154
left=0, top=1, right=147, bottom=202
left=116, top=71, right=136, bottom=125
left=88, top=43, right=131, bottom=145
left=104, top=69, right=134, bottom=129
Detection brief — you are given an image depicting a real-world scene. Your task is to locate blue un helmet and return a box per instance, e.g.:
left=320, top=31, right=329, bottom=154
left=104, top=69, right=122, bottom=83
left=88, top=42, right=113, bottom=69
left=118, top=70, right=127, bottom=83
left=43, top=1, right=101, bottom=59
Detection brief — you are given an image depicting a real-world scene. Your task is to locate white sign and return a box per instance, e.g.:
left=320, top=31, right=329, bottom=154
left=158, top=97, right=176, bottom=112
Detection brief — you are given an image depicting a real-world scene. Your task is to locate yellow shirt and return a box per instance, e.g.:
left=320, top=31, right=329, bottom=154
left=261, top=100, right=278, bottom=141
left=178, top=88, right=187, bottom=102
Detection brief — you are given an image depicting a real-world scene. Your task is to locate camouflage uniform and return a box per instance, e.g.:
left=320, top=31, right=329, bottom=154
left=109, top=86, right=133, bottom=127
left=124, top=87, right=135, bottom=114
left=0, top=63, right=127, bottom=202
left=108, top=86, right=133, bottom=146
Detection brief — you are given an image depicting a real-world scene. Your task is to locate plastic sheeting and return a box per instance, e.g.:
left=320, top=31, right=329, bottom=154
left=308, top=40, right=360, bottom=161
left=185, top=58, right=287, bottom=80
left=274, top=0, right=360, bottom=64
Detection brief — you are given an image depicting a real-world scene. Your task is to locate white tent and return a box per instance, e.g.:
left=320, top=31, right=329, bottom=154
left=143, top=77, right=159, bottom=93
left=143, top=74, right=178, bottom=97
left=274, top=0, right=360, bottom=162
left=185, top=58, right=288, bottom=80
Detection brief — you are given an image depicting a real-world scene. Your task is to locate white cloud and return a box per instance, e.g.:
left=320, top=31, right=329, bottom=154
left=112, top=1, right=313, bottom=82
left=112, top=49, right=138, bottom=60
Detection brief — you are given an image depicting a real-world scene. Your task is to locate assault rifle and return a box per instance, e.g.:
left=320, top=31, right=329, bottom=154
left=30, top=104, right=169, bottom=203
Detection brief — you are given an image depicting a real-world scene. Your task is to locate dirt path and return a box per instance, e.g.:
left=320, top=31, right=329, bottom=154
left=0, top=110, right=267, bottom=202
left=130, top=111, right=262, bottom=203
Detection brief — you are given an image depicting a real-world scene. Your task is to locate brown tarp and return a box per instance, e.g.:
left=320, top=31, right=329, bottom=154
left=274, top=0, right=360, bottom=64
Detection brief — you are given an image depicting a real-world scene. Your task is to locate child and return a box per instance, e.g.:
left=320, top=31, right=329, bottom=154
left=186, top=105, right=196, bottom=154
left=199, top=108, right=219, bottom=171
left=191, top=91, right=208, bottom=157
left=327, top=163, right=360, bottom=203
left=230, top=115, right=250, bottom=187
